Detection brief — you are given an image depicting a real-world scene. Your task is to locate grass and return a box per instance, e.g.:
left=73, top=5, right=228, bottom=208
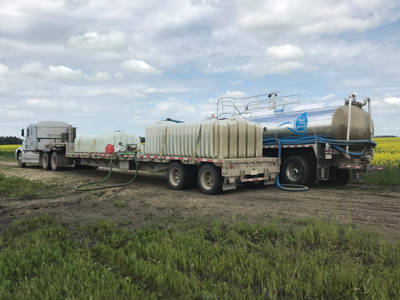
left=114, top=201, right=129, bottom=208
left=0, top=151, right=15, bottom=161
left=0, top=216, right=399, bottom=299
left=0, top=172, right=62, bottom=199
left=361, top=166, right=400, bottom=186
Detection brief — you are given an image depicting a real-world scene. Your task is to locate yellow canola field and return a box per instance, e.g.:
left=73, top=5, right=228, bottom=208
left=372, top=137, right=400, bottom=166
left=0, top=145, right=21, bottom=152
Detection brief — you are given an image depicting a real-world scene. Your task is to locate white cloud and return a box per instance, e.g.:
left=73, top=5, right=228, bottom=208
left=17, top=61, right=45, bottom=76
left=222, top=90, right=246, bottom=98
left=384, top=97, right=400, bottom=106
left=93, top=71, right=111, bottom=81
left=25, top=98, right=77, bottom=108
left=68, top=31, right=127, bottom=51
left=114, top=72, right=124, bottom=79
left=0, top=63, right=9, bottom=75
left=122, top=59, right=162, bottom=74
left=266, top=44, right=304, bottom=60
left=265, top=61, right=304, bottom=75
left=48, top=65, right=83, bottom=79
left=26, top=98, right=57, bottom=108
left=0, top=0, right=400, bottom=136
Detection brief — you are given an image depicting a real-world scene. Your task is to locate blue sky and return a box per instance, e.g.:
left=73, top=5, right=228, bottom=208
left=1, top=0, right=400, bottom=137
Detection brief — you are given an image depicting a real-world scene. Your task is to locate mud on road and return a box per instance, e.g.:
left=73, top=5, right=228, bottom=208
left=1, top=161, right=400, bottom=240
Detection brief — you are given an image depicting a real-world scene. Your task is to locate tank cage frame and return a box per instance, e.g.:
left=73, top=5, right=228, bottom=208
left=216, top=91, right=301, bottom=120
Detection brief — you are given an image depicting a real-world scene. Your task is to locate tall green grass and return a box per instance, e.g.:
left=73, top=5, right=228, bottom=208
left=0, top=216, right=399, bottom=299
left=361, top=165, right=400, bottom=186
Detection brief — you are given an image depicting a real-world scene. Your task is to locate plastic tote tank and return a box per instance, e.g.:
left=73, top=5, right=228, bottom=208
left=74, top=132, right=140, bottom=153
left=144, top=119, right=262, bottom=158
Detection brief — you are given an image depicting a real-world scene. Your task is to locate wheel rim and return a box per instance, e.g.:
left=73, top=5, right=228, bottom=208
left=169, top=167, right=181, bottom=186
left=200, top=169, right=214, bottom=190
left=18, top=154, right=22, bottom=165
left=285, top=161, right=303, bottom=183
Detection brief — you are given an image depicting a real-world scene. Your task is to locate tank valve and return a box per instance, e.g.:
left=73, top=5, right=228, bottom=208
left=325, top=143, right=332, bottom=159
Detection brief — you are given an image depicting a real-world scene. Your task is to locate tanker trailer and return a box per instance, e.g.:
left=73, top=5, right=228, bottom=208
left=218, top=93, right=376, bottom=186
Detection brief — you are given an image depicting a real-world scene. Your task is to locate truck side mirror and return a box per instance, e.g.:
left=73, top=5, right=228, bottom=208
left=21, top=129, right=24, bottom=137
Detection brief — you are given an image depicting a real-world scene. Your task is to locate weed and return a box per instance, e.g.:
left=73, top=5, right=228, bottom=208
left=114, top=201, right=129, bottom=208
left=0, top=216, right=399, bottom=299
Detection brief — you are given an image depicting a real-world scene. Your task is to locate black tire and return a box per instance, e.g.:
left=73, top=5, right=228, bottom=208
left=280, top=155, right=312, bottom=185
left=50, top=152, right=59, bottom=171
left=17, top=152, right=26, bottom=168
left=41, top=152, right=50, bottom=170
left=167, top=162, right=190, bottom=190
left=197, top=164, right=222, bottom=195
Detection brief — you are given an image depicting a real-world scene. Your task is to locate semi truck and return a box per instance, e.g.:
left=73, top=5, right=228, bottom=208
left=217, top=93, right=376, bottom=186
left=15, top=119, right=280, bottom=194
left=15, top=93, right=376, bottom=193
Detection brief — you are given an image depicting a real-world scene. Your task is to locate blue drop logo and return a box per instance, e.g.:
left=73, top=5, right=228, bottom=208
left=294, top=112, right=308, bottom=132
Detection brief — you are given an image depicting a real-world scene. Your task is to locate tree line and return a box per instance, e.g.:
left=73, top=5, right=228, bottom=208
left=0, top=136, right=23, bottom=145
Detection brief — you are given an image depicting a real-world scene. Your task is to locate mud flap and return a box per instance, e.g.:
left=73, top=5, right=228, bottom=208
left=222, top=177, right=237, bottom=191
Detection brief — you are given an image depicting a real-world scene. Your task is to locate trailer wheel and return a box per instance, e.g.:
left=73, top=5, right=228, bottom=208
left=280, top=155, right=311, bottom=185
left=17, top=152, right=26, bottom=168
left=197, top=164, right=222, bottom=195
left=41, top=152, right=50, bottom=170
left=50, top=152, right=60, bottom=171
left=167, top=162, right=189, bottom=190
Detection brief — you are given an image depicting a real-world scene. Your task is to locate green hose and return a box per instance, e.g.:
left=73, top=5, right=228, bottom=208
left=74, top=152, right=139, bottom=192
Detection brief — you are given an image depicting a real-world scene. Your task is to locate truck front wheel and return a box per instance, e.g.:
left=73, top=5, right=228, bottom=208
left=197, top=164, right=222, bottom=195
left=17, top=152, right=26, bottom=168
left=280, top=155, right=311, bottom=186
left=41, top=153, right=50, bottom=170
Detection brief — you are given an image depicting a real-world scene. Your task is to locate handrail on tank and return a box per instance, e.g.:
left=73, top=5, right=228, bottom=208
left=217, top=91, right=300, bottom=119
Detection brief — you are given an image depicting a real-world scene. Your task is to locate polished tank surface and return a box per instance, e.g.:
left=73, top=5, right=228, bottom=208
left=144, top=119, right=262, bottom=158
left=249, top=104, right=373, bottom=140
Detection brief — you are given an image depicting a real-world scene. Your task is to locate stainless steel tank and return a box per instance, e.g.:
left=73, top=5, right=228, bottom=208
left=248, top=103, right=374, bottom=140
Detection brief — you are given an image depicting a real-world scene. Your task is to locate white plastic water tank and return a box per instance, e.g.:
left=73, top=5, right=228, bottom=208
left=144, top=119, right=262, bottom=158
left=74, top=132, right=140, bottom=153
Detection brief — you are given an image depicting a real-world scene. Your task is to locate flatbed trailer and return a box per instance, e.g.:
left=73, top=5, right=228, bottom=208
left=45, top=142, right=280, bottom=194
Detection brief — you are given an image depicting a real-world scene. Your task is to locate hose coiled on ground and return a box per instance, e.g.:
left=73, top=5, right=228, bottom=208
left=74, top=152, right=139, bottom=191
left=275, top=139, right=309, bottom=192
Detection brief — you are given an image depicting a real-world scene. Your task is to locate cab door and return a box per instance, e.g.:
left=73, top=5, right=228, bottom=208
left=25, top=126, right=37, bottom=151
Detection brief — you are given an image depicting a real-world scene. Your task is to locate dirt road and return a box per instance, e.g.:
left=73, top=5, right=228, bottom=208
left=1, top=161, right=399, bottom=239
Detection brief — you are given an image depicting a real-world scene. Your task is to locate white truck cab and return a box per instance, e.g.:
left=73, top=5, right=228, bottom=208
left=16, top=121, right=75, bottom=168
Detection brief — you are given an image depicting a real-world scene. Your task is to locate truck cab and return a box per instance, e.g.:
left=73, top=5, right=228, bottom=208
left=16, top=121, right=76, bottom=168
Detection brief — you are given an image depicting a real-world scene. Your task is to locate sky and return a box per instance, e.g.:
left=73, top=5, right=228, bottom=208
left=1, top=0, right=400, bottom=137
